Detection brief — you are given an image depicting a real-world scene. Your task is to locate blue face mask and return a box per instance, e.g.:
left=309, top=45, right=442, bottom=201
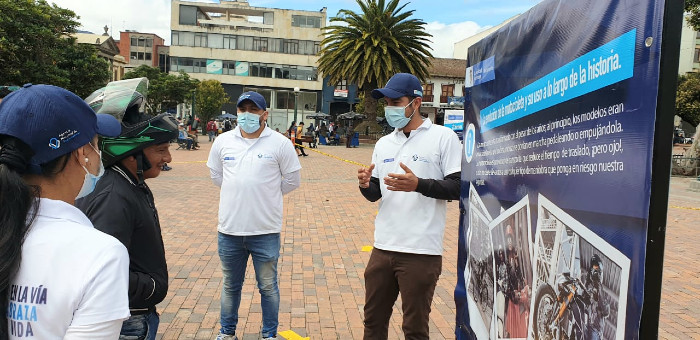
left=384, top=99, right=416, bottom=129
left=238, top=112, right=262, bottom=134
left=76, top=144, right=104, bottom=199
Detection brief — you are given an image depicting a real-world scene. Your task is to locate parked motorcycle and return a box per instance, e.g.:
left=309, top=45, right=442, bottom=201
left=533, top=272, right=592, bottom=340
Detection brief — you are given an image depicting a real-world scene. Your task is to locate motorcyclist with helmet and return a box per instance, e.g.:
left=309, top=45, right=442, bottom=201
left=76, top=78, right=179, bottom=339
left=584, top=254, right=610, bottom=340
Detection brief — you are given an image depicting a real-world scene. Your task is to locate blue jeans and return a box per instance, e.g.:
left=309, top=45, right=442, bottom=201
left=218, top=232, right=280, bottom=338
left=208, top=131, right=215, bottom=141
left=119, top=310, right=159, bottom=340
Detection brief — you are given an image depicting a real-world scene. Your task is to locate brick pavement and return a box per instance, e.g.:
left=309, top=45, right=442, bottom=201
left=147, top=136, right=699, bottom=339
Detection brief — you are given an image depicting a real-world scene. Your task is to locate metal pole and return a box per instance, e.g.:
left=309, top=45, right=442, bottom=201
left=294, top=92, right=298, bottom=124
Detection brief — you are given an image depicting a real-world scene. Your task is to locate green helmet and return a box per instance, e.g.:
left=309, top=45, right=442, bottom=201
left=85, top=78, right=179, bottom=167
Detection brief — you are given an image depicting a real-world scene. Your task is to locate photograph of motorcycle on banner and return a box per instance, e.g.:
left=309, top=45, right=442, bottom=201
left=466, top=204, right=494, bottom=338
left=530, top=195, right=629, bottom=340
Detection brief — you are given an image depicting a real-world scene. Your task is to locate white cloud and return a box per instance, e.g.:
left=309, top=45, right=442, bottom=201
left=425, top=21, right=483, bottom=59
left=50, top=0, right=173, bottom=43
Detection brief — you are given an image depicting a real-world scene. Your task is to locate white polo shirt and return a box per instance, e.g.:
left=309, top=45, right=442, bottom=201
left=371, top=119, right=462, bottom=255
left=8, top=198, right=130, bottom=339
left=207, top=126, right=301, bottom=235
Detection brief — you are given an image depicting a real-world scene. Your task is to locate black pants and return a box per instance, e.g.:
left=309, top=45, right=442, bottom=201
left=363, top=248, right=442, bottom=340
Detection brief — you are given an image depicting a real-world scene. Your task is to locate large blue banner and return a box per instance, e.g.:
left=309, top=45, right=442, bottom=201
left=456, top=0, right=666, bottom=339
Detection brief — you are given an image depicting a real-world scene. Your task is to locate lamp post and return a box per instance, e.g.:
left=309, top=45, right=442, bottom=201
left=293, top=86, right=300, bottom=124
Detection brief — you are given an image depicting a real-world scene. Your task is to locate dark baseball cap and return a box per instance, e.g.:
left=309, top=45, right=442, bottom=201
left=0, top=84, right=121, bottom=172
left=236, top=91, right=267, bottom=110
left=371, top=73, right=423, bottom=99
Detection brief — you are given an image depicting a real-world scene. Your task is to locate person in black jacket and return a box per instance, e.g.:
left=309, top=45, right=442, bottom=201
left=77, top=85, right=179, bottom=340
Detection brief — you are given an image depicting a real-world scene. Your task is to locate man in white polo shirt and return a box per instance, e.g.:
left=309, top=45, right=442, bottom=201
left=357, top=73, right=462, bottom=339
left=207, top=91, right=301, bottom=340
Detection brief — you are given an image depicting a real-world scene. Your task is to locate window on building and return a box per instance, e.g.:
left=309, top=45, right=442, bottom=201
left=276, top=90, right=293, bottom=109
left=263, top=12, right=274, bottom=25
left=300, top=92, right=317, bottom=111
left=696, top=48, right=700, bottom=63
left=209, top=33, right=223, bottom=49
left=172, top=32, right=179, bottom=45
left=284, top=39, right=299, bottom=54
left=179, top=32, right=194, bottom=46
left=223, top=61, right=236, bottom=75
left=292, top=15, right=321, bottom=28
left=335, top=80, right=348, bottom=90
left=223, top=35, right=236, bottom=49
left=299, top=41, right=316, bottom=55
left=193, top=59, right=207, bottom=73
left=440, top=84, right=454, bottom=103
left=253, top=37, right=268, bottom=51
left=145, top=38, right=153, bottom=47
left=194, top=33, right=207, bottom=47
left=138, top=37, right=145, bottom=47
left=130, top=37, right=137, bottom=46
left=268, top=38, right=282, bottom=53
left=130, top=51, right=137, bottom=60
left=179, top=5, right=198, bottom=25
left=423, top=83, right=434, bottom=102
left=137, top=52, right=144, bottom=60
left=238, top=36, right=253, bottom=50
left=145, top=53, right=152, bottom=61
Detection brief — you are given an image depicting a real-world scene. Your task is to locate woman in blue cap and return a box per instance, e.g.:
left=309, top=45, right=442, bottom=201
left=0, top=84, right=130, bottom=339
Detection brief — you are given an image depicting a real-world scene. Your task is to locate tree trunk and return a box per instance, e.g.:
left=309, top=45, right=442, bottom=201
left=363, top=88, right=377, bottom=122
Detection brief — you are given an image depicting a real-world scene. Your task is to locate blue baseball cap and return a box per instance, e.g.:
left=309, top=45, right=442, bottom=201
left=236, top=91, right=267, bottom=110
left=371, top=73, right=423, bottom=99
left=0, top=84, right=121, bottom=172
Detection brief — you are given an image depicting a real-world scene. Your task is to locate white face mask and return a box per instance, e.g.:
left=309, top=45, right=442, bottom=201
left=384, top=99, right=417, bottom=129
left=76, top=143, right=105, bottom=199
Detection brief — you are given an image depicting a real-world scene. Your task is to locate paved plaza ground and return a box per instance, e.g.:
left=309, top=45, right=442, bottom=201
left=146, top=137, right=700, bottom=339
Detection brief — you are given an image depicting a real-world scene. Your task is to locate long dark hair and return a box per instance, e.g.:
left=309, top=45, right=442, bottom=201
left=0, top=136, right=69, bottom=339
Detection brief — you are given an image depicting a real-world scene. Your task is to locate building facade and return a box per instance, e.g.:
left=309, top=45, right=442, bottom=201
left=169, top=0, right=326, bottom=132
left=420, top=58, right=467, bottom=125
left=74, top=27, right=124, bottom=82
left=118, top=31, right=166, bottom=72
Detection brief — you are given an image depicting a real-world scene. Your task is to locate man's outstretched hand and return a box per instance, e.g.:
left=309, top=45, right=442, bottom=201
left=358, top=164, right=375, bottom=188
left=385, top=163, right=419, bottom=192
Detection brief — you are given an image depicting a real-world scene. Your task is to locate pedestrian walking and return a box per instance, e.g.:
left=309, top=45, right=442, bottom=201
left=0, top=84, right=129, bottom=339
left=207, top=118, right=217, bottom=142
left=207, top=91, right=301, bottom=340
left=357, top=73, right=462, bottom=340
left=77, top=87, right=180, bottom=340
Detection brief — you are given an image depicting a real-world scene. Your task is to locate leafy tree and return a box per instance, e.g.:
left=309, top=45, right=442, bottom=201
left=0, top=0, right=109, bottom=96
left=124, top=65, right=198, bottom=114
left=676, top=72, right=700, bottom=127
left=318, top=0, right=433, bottom=131
left=195, top=79, right=229, bottom=125
left=58, top=44, right=111, bottom=98
left=686, top=0, right=700, bottom=30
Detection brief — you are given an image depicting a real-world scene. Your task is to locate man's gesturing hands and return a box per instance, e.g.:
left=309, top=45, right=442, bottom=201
left=358, top=163, right=419, bottom=192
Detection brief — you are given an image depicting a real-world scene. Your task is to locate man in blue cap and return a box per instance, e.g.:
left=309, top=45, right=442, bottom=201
left=357, top=73, right=463, bottom=339
left=207, top=91, right=301, bottom=340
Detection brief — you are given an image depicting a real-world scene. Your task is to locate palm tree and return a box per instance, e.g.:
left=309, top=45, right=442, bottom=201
left=318, top=0, right=433, bottom=129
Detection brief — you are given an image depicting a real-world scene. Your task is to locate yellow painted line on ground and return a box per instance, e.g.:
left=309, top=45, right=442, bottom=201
left=670, top=205, right=700, bottom=211
left=278, top=330, right=310, bottom=340
left=361, top=246, right=374, bottom=252
left=295, top=142, right=370, bottom=168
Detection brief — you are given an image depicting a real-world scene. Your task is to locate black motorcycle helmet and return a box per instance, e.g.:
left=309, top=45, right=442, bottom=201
left=590, top=254, right=603, bottom=282
left=85, top=78, right=178, bottom=183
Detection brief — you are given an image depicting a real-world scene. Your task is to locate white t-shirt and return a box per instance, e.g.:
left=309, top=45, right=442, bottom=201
left=370, top=119, right=462, bottom=255
left=8, top=198, right=130, bottom=339
left=207, top=126, right=301, bottom=235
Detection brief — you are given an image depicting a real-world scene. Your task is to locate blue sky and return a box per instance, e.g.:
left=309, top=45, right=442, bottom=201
left=249, top=0, right=541, bottom=27
left=51, top=0, right=542, bottom=58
